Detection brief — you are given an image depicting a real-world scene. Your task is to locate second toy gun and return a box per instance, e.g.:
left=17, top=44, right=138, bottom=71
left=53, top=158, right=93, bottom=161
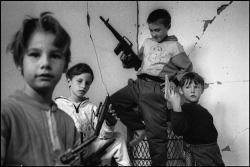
left=60, top=96, right=117, bottom=165
left=100, top=16, right=142, bottom=71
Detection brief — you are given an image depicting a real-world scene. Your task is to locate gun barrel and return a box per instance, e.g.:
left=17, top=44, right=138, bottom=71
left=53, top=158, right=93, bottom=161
left=100, top=16, right=123, bottom=42
left=100, top=16, right=106, bottom=23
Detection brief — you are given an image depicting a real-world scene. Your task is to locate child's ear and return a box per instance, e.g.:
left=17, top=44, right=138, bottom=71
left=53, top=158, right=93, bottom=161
left=67, top=78, right=72, bottom=88
left=179, top=88, right=183, bottom=94
left=17, top=65, right=23, bottom=75
left=63, top=66, right=68, bottom=73
left=167, top=24, right=171, bottom=30
left=67, top=78, right=71, bottom=84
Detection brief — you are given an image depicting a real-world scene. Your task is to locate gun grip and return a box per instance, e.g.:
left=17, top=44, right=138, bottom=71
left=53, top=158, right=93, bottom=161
left=114, top=43, right=123, bottom=55
left=106, top=112, right=117, bottom=126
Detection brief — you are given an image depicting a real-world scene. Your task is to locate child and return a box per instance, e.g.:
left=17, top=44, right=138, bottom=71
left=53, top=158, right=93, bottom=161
left=110, top=9, right=193, bottom=166
left=167, top=72, right=225, bottom=166
left=55, top=63, right=131, bottom=166
left=1, top=12, right=79, bottom=165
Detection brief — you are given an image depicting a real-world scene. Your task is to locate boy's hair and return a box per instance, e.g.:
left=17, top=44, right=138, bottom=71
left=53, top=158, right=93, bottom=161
left=6, top=12, right=71, bottom=73
left=147, top=9, right=171, bottom=27
left=66, top=63, right=94, bottom=82
left=180, top=72, right=205, bottom=89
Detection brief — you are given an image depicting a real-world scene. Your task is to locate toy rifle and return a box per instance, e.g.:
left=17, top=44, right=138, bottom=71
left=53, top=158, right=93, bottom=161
left=100, top=16, right=142, bottom=71
left=60, top=96, right=116, bottom=165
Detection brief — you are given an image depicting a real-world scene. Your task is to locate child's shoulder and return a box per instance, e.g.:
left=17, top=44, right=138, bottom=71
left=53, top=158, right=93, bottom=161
left=55, top=96, right=69, bottom=102
left=1, top=96, right=20, bottom=114
left=1, top=91, right=31, bottom=119
left=2, top=90, right=25, bottom=110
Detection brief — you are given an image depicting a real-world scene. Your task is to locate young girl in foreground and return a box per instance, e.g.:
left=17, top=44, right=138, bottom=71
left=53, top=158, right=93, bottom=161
left=1, top=12, right=79, bottom=166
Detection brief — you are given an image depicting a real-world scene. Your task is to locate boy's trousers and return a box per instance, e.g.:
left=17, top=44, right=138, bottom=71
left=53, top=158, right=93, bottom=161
left=110, top=77, right=168, bottom=166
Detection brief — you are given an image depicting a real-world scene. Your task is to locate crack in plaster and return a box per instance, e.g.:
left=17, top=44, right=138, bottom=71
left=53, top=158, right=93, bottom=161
left=86, top=1, right=109, bottom=95
left=136, top=1, right=139, bottom=53
left=188, top=1, right=233, bottom=57
left=221, top=128, right=249, bottom=152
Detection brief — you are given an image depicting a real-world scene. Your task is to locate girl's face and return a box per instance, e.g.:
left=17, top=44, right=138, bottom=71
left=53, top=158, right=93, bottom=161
left=22, top=31, right=66, bottom=94
left=180, top=81, right=204, bottom=103
left=148, top=19, right=169, bottom=43
left=68, top=73, right=92, bottom=101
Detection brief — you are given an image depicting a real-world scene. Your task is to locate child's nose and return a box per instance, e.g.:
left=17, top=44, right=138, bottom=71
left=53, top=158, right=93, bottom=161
left=40, top=54, right=51, bottom=69
left=81, top=83, right=86, bottom=89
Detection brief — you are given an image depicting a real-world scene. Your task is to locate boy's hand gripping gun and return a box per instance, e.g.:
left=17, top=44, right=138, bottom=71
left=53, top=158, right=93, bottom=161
left=60, top=96, right=116, bottom=165
left=100, top=16, right=142, bottom=71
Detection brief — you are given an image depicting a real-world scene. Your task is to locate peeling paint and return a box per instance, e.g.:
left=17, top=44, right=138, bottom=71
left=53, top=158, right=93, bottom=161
left=206, top=80, right=249, bottom=86
left=217, top=81, right=222, bottom=85
left=222, top=145, right=231, bottom=151
left=217, top=1, right=233, bottom=15
left=203, top=16, right=216, bottom=32
left=188, top=1, right=234, bottom=57
left=221, top=128, right=249, bottom=152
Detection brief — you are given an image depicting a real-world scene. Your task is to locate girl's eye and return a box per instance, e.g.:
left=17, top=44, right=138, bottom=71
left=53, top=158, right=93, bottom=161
left=29, top=52, right=40, bottom=58
left=51, top=53, right=62, bottom=59
left=195, top=86, right=200, bottom=89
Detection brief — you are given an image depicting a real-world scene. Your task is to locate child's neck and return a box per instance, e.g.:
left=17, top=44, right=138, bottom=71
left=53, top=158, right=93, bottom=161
left=68, top=95, right=86, bottom=104
left=23, top=85, right=53, bottom=107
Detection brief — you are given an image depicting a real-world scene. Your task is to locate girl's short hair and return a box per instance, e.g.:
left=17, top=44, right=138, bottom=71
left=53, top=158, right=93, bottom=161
left=180, top=72, right=205, bottom=89
left=66, top=63, right=94, bottom=82
left=147, top=9, right=171, bottom=27
left=6, top=12, right=71, bottom=72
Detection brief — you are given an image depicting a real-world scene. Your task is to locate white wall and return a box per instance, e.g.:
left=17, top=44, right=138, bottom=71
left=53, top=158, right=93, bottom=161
left=1, top=1, right=249, bottom=166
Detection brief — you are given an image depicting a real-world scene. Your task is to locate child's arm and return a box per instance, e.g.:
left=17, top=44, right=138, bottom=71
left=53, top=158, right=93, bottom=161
left=171, top=51, right=193, bottom=82
left=167, top=89, right=182, bottom=112
left=120, top=43, right=144, bottom=71
left=166, top=89, right=189, bottom=136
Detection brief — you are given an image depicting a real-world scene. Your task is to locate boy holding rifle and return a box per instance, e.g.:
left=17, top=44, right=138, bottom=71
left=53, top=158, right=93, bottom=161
left=55, top=63, right=130, bottom=166
left=108, top=9, right=193, bottom=166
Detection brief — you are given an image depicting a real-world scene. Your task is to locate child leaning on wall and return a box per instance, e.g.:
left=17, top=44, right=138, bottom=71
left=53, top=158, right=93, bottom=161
left=167, top=72, right=225, bottom=166
left=55, top=63, right=131, bottom=166
left=1, top=12, right=80, bottom=165
left=109, top=8, right=193, bottom=166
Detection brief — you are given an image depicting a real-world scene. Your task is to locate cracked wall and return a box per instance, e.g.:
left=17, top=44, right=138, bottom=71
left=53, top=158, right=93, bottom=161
left=1, top=1, right=249, bottom=165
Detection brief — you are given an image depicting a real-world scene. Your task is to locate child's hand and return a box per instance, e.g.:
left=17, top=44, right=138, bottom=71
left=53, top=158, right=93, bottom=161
left=167, top=89, right=182, bottom=112
left=120, top=51, right=132, bottom=64
left=120, top=52, right=130, bottom=61
left=160, top=82, right=176, bottom=96
left=105, top=104, right=118, bottom=126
